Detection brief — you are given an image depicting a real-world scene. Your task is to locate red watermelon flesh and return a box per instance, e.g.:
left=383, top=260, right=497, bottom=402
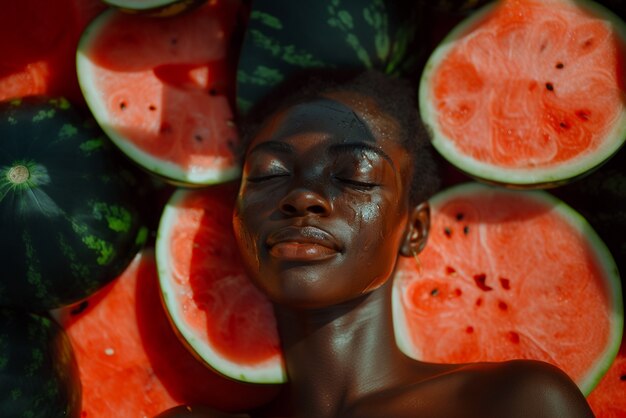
left=0, top=0, right=105, bottom=103
left=58, top=249, right=279, bottom=417
left=419, top=0, right=626, bottom=186
left=77, top=0, right=242, bottom=185
left=393, top=183, right=623, bottom=395
left=587, top=341, right=626, bottom=417
left=157, top=185, right=284, bottom=384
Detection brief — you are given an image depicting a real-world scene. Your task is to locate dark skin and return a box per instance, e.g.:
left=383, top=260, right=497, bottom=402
left=157, top=91, right=594, bottom=418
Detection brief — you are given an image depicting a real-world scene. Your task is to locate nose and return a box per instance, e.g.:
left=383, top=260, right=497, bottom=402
left=279, top=187, right=331, bottom=217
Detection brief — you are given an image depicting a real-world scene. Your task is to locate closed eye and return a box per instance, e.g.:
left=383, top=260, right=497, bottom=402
left=334, top=177, right=379, bottom=190
left=246, top=173, right=290, bottom=183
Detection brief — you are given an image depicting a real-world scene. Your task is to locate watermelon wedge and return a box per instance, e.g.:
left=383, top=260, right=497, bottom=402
left=419, top=0, right=626, bottom=187
left=55, top=248, right=279, bottom=416
left=393, top=182, right=623, bottom=395
left=156, top=185, right=284, bottom=384
left=76, top=1, right=242, bottom=185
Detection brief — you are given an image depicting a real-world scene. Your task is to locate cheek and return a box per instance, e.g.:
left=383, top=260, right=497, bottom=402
left=232, top=202, right=261, bottom=273
left=350, top=197, right=406, bottom=262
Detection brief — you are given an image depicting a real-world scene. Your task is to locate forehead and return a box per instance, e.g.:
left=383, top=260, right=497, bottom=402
left=249, top=91, right=405, bottom=155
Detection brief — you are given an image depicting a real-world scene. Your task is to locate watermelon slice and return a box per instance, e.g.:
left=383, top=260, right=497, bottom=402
left=156, top=185, right=284, bottom=383
left=419, top=0, right=626, bottom=187
left=76, top=1, right=242, bottom=185
left=393, top=182, right=623, bottom=395
left=587, top=340, right=626, bottom=417
left=55, top=248, right=279, bottom=416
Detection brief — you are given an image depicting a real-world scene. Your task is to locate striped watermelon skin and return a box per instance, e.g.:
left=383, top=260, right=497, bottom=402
left=236, top=0, right=421, bottom=114
left=0, top=308, right=80, bottom=418
left=0, top=97, right=147, bottom=310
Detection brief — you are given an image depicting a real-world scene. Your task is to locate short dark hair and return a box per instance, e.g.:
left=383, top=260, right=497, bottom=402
left=238, top=69, right=440, bottom=205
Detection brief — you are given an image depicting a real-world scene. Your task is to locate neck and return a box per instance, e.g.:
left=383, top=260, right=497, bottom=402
left=273, top=280, right=411, bottom=418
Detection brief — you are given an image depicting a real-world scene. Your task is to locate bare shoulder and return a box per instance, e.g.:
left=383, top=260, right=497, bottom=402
left=344, top=360, right=594, bottom=418
left=480, top=359, right=594, bottom=418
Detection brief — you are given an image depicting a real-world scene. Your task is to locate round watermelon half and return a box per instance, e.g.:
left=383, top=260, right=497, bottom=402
left=102, top=0, right=207, bottom=17
left=77, top=1, right=242, bottom=186
left=156, top=185, right=285, bottom=384
left=55, top=248, right=279, bottom=417
left=0, top=97, right=147, bottom=311
left=392, top=182, right=623, bottom=395
left=419, top=0, right=626, bottom=187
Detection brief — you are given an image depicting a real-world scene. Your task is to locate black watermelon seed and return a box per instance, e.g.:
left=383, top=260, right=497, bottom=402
left=70, top=300, right=89, bottom=316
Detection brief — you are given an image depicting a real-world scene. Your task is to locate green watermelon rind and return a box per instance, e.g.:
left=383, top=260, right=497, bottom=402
left=155, top=188, right=287, bottom=384
left=395, top=182, right=623, bottom=395
left=76, top=9, right=241, bottom=187
left=418, top=0, right=626, bottom=188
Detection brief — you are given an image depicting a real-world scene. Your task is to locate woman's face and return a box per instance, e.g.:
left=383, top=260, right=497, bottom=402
left=232, top=91, right=422, bottom=309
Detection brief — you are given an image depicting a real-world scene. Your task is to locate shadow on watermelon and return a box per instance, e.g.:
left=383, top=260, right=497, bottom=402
left=157, top=184, right=285, bottom=384
left=57, top=249, right=280, bottom=416
left=77, top=1, right=244, bottom=186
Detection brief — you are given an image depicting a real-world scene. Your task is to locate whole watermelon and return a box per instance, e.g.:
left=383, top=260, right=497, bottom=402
left=0, top=308, right=81, bottom=417
left=0, top=97, right=147, bottom=310
left=236, top=0, right=423, bottom=114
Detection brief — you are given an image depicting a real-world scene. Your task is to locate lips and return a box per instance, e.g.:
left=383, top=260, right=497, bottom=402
left=266, top=226, right=341, bottom=261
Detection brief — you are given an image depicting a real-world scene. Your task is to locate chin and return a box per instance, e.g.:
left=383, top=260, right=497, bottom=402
left=257, top=267, right=352, bottom=310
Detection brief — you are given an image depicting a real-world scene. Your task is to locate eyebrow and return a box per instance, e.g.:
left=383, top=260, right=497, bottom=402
left=329, top=142, right=396, bottom=171
left=247, top=141, right=294, bottom=157
left=247, top=140, right=396, bottom=171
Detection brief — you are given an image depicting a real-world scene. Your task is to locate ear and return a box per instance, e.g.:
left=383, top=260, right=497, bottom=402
left=400, top=202, right=430, bottom=257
